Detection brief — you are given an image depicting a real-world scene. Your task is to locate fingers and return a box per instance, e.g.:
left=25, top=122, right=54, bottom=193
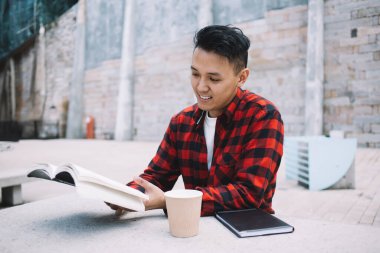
left=105, top=202, right=134, bottom=217
left=133, top=176, right=161, bottom=192
left=133, top=176, right=149, bottom=188
left=133, top=177, right=165, bottom=210
left=105, top=202, right=125, bottom=214
left=115, top=208, right=126, bottom=217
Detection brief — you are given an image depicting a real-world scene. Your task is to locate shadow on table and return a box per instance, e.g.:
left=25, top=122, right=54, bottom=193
left=33, top=211, right=165, bottom=236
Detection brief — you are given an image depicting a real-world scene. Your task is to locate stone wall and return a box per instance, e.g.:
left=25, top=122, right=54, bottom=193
left=324, top=0, right=380, bottom=147
left=133, top=37, right=195, bottom=140
left=12, top=6, right=76, bottom=138
left=83, top=59, right=120, bottom=139
left=14, top=46, right=36, bottom=123
left=133, top=0, right=200, bottom=140
left=133, top=0, right=308, bottom=141
left=243, top=5, right=308, bottom=136
left=43, top=7, right=77, bottom=137
left=11, top=1, right=123, bottom=139
left=82, top=0, right=124, bottom=139
left=85, top=0, right=124, bottom=69
left=6, top=0, right=380, bottom=147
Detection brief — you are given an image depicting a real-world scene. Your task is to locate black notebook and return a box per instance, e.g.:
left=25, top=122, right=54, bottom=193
left=215, top=208, right=294, bottom=238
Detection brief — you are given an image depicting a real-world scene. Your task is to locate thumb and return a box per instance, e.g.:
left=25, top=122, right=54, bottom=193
left=133, top=176, right=151, bottom=189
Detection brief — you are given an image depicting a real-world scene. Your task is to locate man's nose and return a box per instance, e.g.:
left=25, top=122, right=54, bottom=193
left=197, top=78, right=209, bottom=92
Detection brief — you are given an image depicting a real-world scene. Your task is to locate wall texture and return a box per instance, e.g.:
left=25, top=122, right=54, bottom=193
left=324, top=0, right=380, bottom=147
left=85, top=0, right=124, bottom=69
left=44, top=7, right=77, bottom=136
left=13, top=6, right=76, bottom=138
left=133, top=0, right=199, bottom=140
left=243, top=5, right=308, bottom=136
left=6, top=0, right=380, bottom=147
left=83, top=59, right=121, bottom=139
left=82, top=0, right=124, bottom=139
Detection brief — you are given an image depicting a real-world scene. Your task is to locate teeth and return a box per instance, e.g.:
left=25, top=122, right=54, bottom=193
left=200, top=95, right=211, bottom=100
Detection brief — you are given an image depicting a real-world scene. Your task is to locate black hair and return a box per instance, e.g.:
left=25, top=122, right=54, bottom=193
left=193, top=25, right=250, bottom=74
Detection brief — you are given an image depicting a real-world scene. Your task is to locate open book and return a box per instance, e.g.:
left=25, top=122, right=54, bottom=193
left=27, top=163, right=148, bottom=211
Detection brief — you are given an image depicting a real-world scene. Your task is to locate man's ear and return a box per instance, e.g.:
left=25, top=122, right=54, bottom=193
left=237, top=68, right=250, bottom=87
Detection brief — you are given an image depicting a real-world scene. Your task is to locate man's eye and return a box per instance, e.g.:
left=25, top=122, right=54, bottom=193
left=192, top=73, right=199, bottom=77
left=210, top=78, right=220, bottom=82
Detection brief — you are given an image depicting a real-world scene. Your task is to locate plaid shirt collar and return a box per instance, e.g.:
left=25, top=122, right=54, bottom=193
left=193, top=87, right=245, bottom=129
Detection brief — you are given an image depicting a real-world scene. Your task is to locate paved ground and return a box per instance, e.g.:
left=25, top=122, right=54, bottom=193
left=1, top=139, right=380, bottom=229
left=274, top=148, right=380, bottom=227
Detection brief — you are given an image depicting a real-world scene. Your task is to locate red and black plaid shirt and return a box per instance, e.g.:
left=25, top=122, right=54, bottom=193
left=128, top=88, right=284, bottom=216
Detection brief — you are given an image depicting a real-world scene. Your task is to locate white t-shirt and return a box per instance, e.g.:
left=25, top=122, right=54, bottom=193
left=203, top=112, right=217, bottom=170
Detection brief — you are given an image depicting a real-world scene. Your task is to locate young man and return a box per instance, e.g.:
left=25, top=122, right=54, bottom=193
left=108, top=25, right=284, bottom=216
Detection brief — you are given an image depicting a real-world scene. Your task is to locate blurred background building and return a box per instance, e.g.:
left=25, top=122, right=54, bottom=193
left=0, top=0, right=379, bottom=147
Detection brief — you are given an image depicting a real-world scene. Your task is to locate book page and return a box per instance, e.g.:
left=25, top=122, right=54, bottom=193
left=58, top=163, right=148, bottom=200
left=28, top=163, right=58, bottom=180
left=76, top=181, right=145, bottom=211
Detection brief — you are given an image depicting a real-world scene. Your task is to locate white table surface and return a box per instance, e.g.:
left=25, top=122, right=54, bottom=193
left=1, top=194, right=380, bottom=253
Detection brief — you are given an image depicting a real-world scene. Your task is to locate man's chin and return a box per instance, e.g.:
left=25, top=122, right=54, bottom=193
left=196, top=103, right=209, bottom=111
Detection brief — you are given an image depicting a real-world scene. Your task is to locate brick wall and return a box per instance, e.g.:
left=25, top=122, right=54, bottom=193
left=6, top=1, right=380, bottom=147
left=133, top=37, right=195, bottom=140
left=242, top=5, right=308, bottom=136
left=132, top=0, right=199, bottom=140
left=133, top=1, right=308, bottom=141
left=324, top=0, right=380, bottom=147
left=83, top=59, right=120, bottom=139
left=82, top=0, right=123, bottom=139
left=12, top=2, right=122, bottom=139
left=14, top=46, right=34, bottom=122
left=43, top=8, right=76, bottom=137
left=12, top=7, right=76, bottom=138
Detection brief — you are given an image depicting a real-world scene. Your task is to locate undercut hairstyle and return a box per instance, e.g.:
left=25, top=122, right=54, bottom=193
left=193, top=25, right=250, bottom=74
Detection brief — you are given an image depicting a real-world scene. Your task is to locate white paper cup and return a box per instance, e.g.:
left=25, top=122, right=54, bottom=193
left=164, top=189, right=203, bottom=238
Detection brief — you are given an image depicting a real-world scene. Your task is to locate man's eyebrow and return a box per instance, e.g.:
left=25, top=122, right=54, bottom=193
left=208, top=72, right=221, bottom=76
left=190, top=66, right=221, bottom=76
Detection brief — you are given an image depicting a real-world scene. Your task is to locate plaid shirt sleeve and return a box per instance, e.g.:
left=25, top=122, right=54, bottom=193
left=127, top=116, right=181, bottom=193
left=196, top=109, right=284, bottom=216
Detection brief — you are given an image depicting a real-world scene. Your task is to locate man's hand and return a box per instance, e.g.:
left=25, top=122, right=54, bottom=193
left=133, top=176, right=166, bottom=210
left=105, top=202, right=134, bottom=217
left=105, top=176, right=166, bottom=216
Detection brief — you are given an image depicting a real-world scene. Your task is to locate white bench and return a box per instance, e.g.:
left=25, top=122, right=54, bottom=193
left=0, top=171, right=35, bottom=206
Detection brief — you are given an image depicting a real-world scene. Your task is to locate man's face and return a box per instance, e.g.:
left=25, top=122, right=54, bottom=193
left=191, top=48, right=247, bottom=118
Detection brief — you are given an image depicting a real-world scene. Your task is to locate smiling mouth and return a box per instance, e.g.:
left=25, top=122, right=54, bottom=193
left=199, top=95, right=212, bottom=100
